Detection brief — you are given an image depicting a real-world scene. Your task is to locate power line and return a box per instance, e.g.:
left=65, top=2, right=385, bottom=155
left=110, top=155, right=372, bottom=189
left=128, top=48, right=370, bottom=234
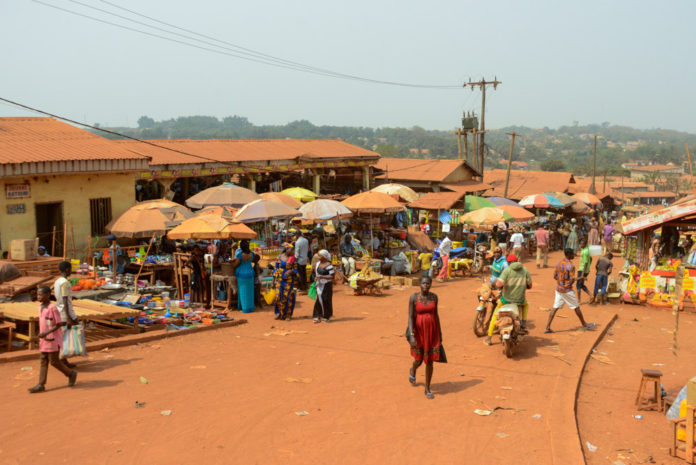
left=34, top=0, right=464, bottom=90
left=0, top=96, right=242, bottom=167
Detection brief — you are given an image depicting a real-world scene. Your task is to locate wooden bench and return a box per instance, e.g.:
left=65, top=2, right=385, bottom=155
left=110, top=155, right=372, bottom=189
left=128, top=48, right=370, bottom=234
left=0, top=315, right=15, bottom=351
left=636, top=368, right=663, bottom=411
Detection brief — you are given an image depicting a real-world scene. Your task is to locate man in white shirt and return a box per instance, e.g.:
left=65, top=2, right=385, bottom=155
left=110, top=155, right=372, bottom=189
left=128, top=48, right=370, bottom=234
left=55, top=261, right=78, bottom=368
left=509, top=229, right=525, bottom=257
left=437, top=234, right=452, bottom=282
left=294, top=232, right=309, bottom=291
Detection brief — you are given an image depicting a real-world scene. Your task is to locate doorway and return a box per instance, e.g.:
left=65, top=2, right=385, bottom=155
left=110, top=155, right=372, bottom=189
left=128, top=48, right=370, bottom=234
left=35, top=202, right=63, bottom=256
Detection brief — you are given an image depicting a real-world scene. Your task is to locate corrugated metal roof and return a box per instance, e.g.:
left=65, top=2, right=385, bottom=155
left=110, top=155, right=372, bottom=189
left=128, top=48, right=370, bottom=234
left=442, top=181, right=492, bottom=194
left=374, top=158, right=476, bottom=182
left=484, top=169, right=576, bottom=200
left=0, top=117, right=148, bottom=164
left=408, top=191, right=465, bottom=210
left=116, top=139, right=379, bottom=166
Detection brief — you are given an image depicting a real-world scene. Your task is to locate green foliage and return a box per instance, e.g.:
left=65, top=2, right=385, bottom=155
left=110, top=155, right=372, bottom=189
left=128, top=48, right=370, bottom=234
left=540, top=159, right=567, bottom=172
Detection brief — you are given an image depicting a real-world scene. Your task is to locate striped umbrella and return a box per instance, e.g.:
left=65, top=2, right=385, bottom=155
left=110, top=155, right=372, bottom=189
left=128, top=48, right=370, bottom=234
left=518, top=193, right=568, bottom=209
left=486, top=196, right=521, bottom=207
left=572, top=192, right=602, bottom=206
left=465, top=195, right=497, bottom=211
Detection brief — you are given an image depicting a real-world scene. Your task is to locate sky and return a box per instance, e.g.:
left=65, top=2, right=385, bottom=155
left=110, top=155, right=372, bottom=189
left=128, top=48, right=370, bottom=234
left=1, top=0, right=695, bottom=132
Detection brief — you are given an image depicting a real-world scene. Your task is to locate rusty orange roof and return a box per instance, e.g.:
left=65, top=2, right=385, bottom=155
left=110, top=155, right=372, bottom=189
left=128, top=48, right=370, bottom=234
left=630, top=164, right=682, bottom=172
left=484, top=169, right=575, bottom=200
left=627, top=191, right=677, bottom=199
left=408, top=191, right=466, bottom=210
left=374, top=158, right=478, bottom=182
left=0, top=117, right=149, bottom=176
left=567, top=178, right=622, bottom=199
left=116, top=139, right=378, bottom=166
left=441, top=181, right=492, bottom=193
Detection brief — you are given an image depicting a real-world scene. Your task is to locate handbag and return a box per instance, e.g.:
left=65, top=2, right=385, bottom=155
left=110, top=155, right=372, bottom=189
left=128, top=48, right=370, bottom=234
left=436, top=344, right=448, bottom=363
left=60, top=324, right=88, bottom=358
left=308, top=281, right=317, bottom=300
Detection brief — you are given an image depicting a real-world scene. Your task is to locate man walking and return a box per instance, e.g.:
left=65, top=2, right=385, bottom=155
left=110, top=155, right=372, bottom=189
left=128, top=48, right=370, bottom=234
left=294, top=231, right=309, bottom=292
left=577, top=238, right=593, bottom=303
left=437, top=234, right=452, bottom=282
left=592, top=252, right=614, bottom=305
left=545, top=249, right=595, bottom=333
left=534, top=224, right=549, bottom=268
left=55, top=261, right=78, bottom=368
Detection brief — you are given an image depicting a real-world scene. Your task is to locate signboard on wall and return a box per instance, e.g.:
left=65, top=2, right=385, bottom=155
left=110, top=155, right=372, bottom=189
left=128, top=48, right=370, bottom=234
left=5, top=183, right=30, bottom=199
left=6, top=203, right=26, bottom=214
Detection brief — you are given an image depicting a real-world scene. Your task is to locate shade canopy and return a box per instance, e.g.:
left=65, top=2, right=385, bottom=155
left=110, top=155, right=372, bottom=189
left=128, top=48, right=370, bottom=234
left=185, top=183, right=262, bottom=209
left=259, top=192, right=302, bottom=208
left=167, top=215, right=257, bottom=240
left=371, top=183, right=419, bottom=203
left=486, top=196, right=521, bottom=207
left=465, top=195, right=497, bottom=211
left=298, top=199, right=353, bottom=222
left=281, top=187, right=317, bottom=202
left=518, top=192, right=572, bottom=209
left=496, top=205, right=535, bottom=221
left=572, top=192, right=602, bottom=206
left=341, top=191, right=405, bottom=214
left=234, top=199, right=299, bottom=223
left=106, top=199, right=193, bottom=238
left=461, top=207, right=507, bottom=226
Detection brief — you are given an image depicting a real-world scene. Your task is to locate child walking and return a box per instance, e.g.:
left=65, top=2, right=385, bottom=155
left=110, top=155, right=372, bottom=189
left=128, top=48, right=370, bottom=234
left=28, top=286, right=77, bottom=393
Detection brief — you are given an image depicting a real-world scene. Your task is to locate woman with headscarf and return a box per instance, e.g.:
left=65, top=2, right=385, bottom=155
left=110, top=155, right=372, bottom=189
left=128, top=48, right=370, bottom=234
left=588, top=220, right=601, bottom=246
left=233, top=239, right=256, bottom=313
left=273, top=245, right=299, bottom=320
left=566, top=219, right=579, bottom=253
left=313, top=250, right=335, bottom=323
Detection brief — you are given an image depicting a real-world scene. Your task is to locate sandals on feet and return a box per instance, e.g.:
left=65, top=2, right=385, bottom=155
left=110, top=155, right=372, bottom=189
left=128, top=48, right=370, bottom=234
left=425, top=391, right=434, bottom=399
left=544, top=329, right=554, bottom=334
left=409, top=372, right=416, bottom=385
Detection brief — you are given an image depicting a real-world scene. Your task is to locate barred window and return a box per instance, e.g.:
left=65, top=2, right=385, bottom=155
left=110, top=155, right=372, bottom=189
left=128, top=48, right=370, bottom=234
left=89, top=198, right=112, bottom=236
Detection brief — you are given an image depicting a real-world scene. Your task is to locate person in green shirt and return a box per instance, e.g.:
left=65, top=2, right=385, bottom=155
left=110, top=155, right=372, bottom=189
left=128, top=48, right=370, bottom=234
left=484, top=253, right=532, bottom=345
left=577, top=237, right=593, bottom=303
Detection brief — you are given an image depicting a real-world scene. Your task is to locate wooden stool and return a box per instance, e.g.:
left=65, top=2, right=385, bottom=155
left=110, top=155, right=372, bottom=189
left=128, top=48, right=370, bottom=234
left=635, top=368, right=663, bottom=411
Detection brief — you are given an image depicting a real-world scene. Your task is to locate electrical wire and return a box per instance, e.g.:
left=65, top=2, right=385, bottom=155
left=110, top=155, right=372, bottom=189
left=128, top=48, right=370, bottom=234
left=34, top=0, right=465, bottom=89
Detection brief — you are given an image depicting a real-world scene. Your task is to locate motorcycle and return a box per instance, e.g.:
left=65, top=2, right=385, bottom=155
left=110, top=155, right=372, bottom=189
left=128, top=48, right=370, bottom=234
left=494, top=303, right=524, bottom=358
left=474, top=280, right=499, bottom=337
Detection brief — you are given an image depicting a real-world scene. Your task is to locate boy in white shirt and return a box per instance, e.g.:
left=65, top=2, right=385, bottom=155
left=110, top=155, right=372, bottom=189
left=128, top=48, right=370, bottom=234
left=54, top=261, right=78, bottom=368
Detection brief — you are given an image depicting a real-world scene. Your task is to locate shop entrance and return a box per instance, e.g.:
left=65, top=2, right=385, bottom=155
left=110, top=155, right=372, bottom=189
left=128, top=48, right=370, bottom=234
left=35, top=202, right=64, bottom=255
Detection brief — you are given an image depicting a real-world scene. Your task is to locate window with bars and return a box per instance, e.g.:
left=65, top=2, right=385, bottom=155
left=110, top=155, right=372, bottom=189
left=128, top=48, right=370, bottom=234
left=89, top=198, right=112, bottom=236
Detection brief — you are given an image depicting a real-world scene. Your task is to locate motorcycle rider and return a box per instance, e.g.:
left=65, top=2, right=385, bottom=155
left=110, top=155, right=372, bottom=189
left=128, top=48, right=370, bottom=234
left=484, top=253, right=532, bottom=346
left=489, top=247, right=508, bottom=285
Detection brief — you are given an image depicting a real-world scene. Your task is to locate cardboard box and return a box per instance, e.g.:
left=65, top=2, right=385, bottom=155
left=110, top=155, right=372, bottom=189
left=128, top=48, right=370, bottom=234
left=687, top=376, right=696, bottom=407
left=9, top=238, right=38, bottom=260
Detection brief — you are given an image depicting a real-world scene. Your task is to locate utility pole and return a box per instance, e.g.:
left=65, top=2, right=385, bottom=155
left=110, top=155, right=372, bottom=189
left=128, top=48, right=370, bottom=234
left=465, top=77, right=501, bottom=181
left=589, top=135, right=598, bottom=194
left=504, top=131, right=517, bottom=198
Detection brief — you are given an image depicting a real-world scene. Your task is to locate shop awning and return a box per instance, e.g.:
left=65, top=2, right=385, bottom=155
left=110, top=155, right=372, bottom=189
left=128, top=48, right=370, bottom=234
left=621, top=200, right=696, bottom=234
left=408, top=191, right=465, bottom=210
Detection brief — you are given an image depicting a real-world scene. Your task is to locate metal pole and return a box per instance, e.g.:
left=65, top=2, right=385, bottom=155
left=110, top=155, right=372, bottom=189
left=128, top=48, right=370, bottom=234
left=504, top=132, right=516, bottom=198
left=590, top=135, right=597, bottom=194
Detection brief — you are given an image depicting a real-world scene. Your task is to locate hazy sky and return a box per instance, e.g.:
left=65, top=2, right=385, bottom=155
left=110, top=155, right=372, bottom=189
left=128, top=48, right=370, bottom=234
left=2, top=0, right=695, bottom=132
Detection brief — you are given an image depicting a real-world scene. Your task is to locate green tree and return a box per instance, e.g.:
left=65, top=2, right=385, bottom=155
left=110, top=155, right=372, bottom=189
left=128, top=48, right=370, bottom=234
left=137, top=116, right=155, bottom=129
left=540, top=159, right=567, bottom=172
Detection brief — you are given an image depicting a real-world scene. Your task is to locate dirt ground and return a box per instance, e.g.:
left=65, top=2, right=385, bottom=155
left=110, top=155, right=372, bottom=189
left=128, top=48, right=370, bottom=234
left=1, top=250, right=694, bottom=465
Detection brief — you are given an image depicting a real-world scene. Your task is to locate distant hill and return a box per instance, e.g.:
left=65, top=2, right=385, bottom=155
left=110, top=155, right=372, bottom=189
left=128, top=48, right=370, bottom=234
left=97, top=115, right=696, bottom=176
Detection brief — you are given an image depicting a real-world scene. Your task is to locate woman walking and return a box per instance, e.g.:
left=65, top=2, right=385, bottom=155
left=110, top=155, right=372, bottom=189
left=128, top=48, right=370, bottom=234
left=588, top=221, right=601, bottom=246
left=566, top=219, right=579, bottom=253
left=313, top=250, right=335, bottom=323
left=233, top=240, right=256, bottom=313
left=273, top=247, right=299, bottom=320
left=407, top=276, right=444, bottom=399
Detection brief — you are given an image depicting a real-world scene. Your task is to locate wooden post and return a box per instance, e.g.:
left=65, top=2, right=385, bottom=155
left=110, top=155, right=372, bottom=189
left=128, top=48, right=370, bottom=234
left=133, top=235, right=156, bottom=293
left=70, top=225, right=76, bottom=261
left=456, top=129, right=462, bottom=160
left=51, top=226, right=56, bottom=257
left=672, top=265, right=684, bottom=356
left=463, top=131, right=469, bottom=164
left=503, top=131, right=516, bottom=198
left=686, top=143, right=696, bottom=196
left=62, top=223, right=67, bottom=258
left=471, top=130, right=478, bottom=172
left=590, top=135, right=598, bottom=194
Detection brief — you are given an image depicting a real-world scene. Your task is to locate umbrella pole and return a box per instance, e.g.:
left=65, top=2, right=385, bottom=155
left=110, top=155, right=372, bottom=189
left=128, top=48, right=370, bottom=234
left=370, top=213, right=374, bottom=256
left=133, top=234, right=156, bottom=293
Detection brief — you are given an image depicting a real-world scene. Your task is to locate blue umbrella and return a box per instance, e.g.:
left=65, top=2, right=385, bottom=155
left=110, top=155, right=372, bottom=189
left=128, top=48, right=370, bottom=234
left=486, top=196, right=521, bottom=207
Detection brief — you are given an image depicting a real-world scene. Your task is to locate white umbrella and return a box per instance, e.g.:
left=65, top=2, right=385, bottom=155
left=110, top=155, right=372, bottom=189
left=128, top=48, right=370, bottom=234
left=233, top=199, right=299, bottom=223
left=185, top=183, right=261, bottom=209
left=298, top=199, right=353, bottom=222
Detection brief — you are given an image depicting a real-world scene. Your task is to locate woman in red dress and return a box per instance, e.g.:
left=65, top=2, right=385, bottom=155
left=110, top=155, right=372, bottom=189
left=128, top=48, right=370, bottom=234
left=407, top=276, right=443, bottom=399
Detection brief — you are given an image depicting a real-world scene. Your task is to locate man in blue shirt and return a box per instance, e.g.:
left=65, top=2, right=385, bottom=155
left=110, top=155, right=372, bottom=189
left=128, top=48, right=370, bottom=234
left=340, top=234, right=356, bottom=276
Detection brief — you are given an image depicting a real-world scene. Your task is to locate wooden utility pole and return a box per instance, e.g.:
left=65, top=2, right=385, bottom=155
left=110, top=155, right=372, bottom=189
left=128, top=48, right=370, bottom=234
left=589, top=135, right=598, bottom=194
left=603, top=170, right=607, bottom=193
left=465, top=77, right=501, bottom=181
left=686, top=143, right=696, bottom=195
left=503, top=131, right=517, bottom=198
left=672, top=265, right=684, bottom=356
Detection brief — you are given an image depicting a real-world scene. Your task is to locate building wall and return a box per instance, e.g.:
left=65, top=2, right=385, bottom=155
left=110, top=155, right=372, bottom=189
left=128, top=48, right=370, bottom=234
left=1, top=172, right=136, bottom=257
left=442, top=166, right=475, bottom=184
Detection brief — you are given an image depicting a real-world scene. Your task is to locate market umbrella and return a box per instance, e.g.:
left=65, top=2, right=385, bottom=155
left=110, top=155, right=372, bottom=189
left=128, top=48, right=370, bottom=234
left=260, top=192, right=302, bottom=208
left=465, top=195, right=497, bottom=211
left=341, top=191, right=405, bottom=213
left=518, top=193, right=570, bottom=209
left=196, top=206, right=237, bottom=218
left=572, top=192, right=602, bottom=206
left=371, top=183, right=419, bottom=203
left=298, top=199, right=353, bottom=222
left=496, top=205, right=535, bottom=221
left=185, top=183, right=261, bottom=209
left=486, top=196, right=521, bottom=207
left=461, top=207, right=507, bottom=226
left=106, top=199, right=193, bottom=238
left=167, top=215, right=257, bottom=240
left=233, top=199, right=299, bottom=223
left=281, top=187, right=317, bottom=203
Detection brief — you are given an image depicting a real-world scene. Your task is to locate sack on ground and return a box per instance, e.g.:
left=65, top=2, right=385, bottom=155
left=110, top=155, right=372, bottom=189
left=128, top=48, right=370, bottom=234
left=61, top=324, right=88, bottom=358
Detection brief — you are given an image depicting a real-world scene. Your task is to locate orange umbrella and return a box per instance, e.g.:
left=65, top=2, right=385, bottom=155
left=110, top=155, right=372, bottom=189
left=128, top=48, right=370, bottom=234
left=341, top=191, right=404, bottom=213
left=371, top=183, right=419, bottom=203
left=260, top=192, right=302, bottom=208
left=572, top=192, right=602, bottom=206
left=196, top=206, right=238, bottom=219
left=233, top=199, right=299, bottom=223
left=167, top=215, right=256, bottom=240
left=106, top=199, right=193, bottom=238
left=185, top=183, right=261, bottom=208
left=496, top=205, right=535, bottom=221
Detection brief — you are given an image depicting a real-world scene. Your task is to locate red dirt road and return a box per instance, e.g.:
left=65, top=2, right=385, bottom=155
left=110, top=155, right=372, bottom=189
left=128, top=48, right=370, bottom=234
left=1, top=250, right=694, bottom=465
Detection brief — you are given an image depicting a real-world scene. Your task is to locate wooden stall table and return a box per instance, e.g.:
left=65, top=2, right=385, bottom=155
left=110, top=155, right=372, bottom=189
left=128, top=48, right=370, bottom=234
left=0, top=300, right=141, bottom=349
left=125, top=262, right=175, bottom=285
left=0, top=257, right=63, bottom=274
left=0, top=311, right=16, bottom=351
left=210, top=274, right=236, bottom=310
left=0, top=272, right=55, bottom=299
